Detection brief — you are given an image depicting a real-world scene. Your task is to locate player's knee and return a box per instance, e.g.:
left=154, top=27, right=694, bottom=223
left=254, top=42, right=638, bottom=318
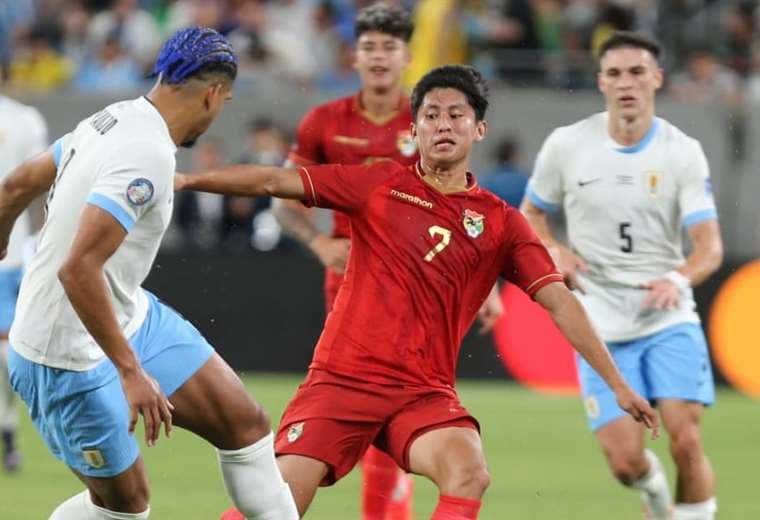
left=100, top=484, right=150, bottom=514
left=232, top=401, right=271, bottom=447
left=608, top=452, right=647, bottom=486
left=439, top=462, right=490, bottom=498
left=669, top=425, right=703, bottom=468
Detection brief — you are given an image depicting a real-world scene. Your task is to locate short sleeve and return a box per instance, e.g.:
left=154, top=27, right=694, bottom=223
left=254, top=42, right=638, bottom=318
left=287, top=107, right=325, bottom=166
left=87, top=144, right=173, bottom=232
left=678, top=141, right=718, bottom=228
left=299, top=162, right=398, bottom=212
left=526, top=129, right=564, bottom=213
left=51, top=133, right=72, bottom=167
left=501, top=209, right=564, bottom=297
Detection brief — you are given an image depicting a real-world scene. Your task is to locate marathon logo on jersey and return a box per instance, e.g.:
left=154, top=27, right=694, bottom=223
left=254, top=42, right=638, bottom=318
left=396, top=130, right=417, bottom=157
left=463, top=209, right=485, bottom=238
left=126, top=178, right=154, bottom=206
left=82, top=448, right=106, bottom=469
left=390, top=189, right=433, bottom=209
left=644, top=170, right=663, bottom=197
left=287, top=422, right=305, bottom=443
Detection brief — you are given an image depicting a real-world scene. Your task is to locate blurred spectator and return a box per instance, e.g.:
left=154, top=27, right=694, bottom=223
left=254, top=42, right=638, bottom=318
left=722, top=1, right=756, bottom=77
left=60, top=0, right=92, bottom=67
left=0, top=0, right=35, bottom=69
left=404, top=0, right=468, bottom=89
left=669, top=48, right=742, bottom=105
left=176, top=137, right=226, bottom=251
left=227, top=0, right=269, bottom=70
left=224, top=118, right=289, bottom=252
left=316, top=40, right=361, bottom=95
left=590, top=1, right=635, bottom=57
left=74, top=30, right=143, bottom=92
left=9, top=25, right=72, bottom=92
left=479, top=136, right=529, bottom=208
left=87, top=0, right=161, bottom=71
left=164, top=0, right=236, bottom=35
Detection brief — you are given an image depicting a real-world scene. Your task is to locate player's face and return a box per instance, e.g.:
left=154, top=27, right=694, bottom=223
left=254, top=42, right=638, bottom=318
left=354, top=31, right=410, bottom=92
left=411, top=88, right=487, bottom=167
left=182, top=82, right=233, bottom=148
left=598, top=47, right=663, bottom=119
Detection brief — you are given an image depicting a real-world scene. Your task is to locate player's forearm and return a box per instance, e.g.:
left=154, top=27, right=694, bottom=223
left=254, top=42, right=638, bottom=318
left=58, top=258, right=139, bottom=374
left=536, top=283, right=627, bottom=392
left=679, top=221, right=723, bottom=287
left=0, top=152, right=57, bottom=233
left=179, top=165, right=303, bottom=199
left=272, top=198, right=320, bottom=245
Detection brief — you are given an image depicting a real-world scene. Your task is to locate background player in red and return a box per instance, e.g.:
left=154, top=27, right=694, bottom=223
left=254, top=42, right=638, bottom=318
left=179, top=64, right=659, bottom=520
left=272, top=4, right=500, bottom=519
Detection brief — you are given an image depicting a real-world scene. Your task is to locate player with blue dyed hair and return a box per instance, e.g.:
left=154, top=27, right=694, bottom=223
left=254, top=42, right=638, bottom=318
left=0, top=27, right=299, bottom=519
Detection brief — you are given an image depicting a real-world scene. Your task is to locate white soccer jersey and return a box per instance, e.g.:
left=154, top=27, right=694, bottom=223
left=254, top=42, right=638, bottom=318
left=0, top=96, right=48, bottom=268
left=10, top=97, right=176, bottom=370
left=527, top=112, right=717, bottom=342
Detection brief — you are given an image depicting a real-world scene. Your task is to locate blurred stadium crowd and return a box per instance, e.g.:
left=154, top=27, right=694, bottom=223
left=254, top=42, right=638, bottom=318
left=0, top=0, right=758, bottom=99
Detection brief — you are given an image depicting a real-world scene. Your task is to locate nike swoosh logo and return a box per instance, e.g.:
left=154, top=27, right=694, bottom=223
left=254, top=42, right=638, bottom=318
left=578, top=178, right=601, bottom=187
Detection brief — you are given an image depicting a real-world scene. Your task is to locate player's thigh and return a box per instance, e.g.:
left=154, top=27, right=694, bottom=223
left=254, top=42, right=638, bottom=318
left=576, top=340, right=647, bottom=431
left=644, top=323, right=715, bottom=406
left=595, top=415, right=648, bottom=467
left=277, top=454, right=330, bottom=515
left=658, top=398, right=706, bottom=454
left=167, top=353, right=268, bottom=449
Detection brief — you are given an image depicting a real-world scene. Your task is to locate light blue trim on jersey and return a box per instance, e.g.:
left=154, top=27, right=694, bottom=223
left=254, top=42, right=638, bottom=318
left=7, top=291, right=215, bottom=477
left=683, top=208, right=718, bottom=228
left=0, top=267, right=23, bottom=331
left=615, top=119, right=659, bottom=154
left=51, top=138, right=64, bottom=167
left=87, top=193, right=135, bottom=232
left=526, top=185, right=560, bottom=213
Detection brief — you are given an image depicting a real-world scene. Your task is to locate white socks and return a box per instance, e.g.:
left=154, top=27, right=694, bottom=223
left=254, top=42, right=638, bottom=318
left=674, top=498, right=717, bottom=520
left=632, top=449, right=671, bottom=520
left=217, top=431, right=299, bottom=520
left=49, top=490, right=150, bottom=519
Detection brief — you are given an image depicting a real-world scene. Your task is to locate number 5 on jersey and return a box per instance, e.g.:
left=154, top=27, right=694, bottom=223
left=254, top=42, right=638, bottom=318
left=424, top=225, right=452, bottom=262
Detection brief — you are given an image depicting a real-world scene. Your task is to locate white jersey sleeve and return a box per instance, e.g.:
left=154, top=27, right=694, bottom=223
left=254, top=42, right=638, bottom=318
left=526, top=129, right=564, bottom=213
left=678, top=140, right=718, bottom=227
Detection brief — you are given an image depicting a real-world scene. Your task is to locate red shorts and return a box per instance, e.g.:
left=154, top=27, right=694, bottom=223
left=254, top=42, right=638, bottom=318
left=275, top=370, right=479, bottom=486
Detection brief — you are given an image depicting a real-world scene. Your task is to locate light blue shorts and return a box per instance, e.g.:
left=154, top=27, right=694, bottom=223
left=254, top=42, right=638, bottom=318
left=577, top=323, right=715, bottom=431
left=8, top=291, right=214, bottom=477
left=0, top=267, right=23, bottom=332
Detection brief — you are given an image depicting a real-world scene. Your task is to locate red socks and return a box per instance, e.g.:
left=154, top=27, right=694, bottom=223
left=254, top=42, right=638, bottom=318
left=431, top=495, right=481, bottom=519
left=361, top=446, right=413, bottom=520
left=219, top=507, right=244, bottom=520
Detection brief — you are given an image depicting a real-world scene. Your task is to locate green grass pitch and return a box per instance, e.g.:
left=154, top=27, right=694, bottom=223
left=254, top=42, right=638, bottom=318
left=1, top=374, right=757, bottom=519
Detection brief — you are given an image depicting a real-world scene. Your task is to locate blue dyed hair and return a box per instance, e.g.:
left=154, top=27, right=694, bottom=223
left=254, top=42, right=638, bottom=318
left=153, top=26, right=238, bottom=84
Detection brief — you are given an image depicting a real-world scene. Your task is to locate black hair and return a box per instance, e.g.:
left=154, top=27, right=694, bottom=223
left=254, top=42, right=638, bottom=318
left=598, top=31, right=661, bottom=61
left=166, top=61, right=237, bottom=85
left=410, top=65, right=489, bottom=121
left=355, top=2, right=413, bottom=43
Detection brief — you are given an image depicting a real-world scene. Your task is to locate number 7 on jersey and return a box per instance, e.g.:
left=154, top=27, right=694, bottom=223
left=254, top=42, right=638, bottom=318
left=424, top=225, right=452, bottom=262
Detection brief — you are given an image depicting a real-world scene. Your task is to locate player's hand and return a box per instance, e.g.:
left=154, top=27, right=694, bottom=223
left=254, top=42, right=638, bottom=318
left=477, top=287, right=504, bottom=334
left=174, top=172, right=189, bottom=191
left=121, top=366, right=174, bottom=447
left=549, top=244, right=588, bottom=293
left=310, top=235, right=350, bottom=274
left=615, top=385, right=660, bottom=440
left=640, top=278, right=680, bottom=310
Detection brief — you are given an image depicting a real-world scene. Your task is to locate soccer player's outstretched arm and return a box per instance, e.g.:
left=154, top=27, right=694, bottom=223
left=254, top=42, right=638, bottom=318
left=0, top=150, right=57, bottom=257
left=176, top=165, right=306, bottom=199
left=534, top=282, right=659, bottom=438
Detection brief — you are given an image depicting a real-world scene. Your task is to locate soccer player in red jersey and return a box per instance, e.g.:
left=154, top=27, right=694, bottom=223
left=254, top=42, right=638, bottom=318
left=180, top=65, right=658, bottom=520
left=272, top=4, right=499, bottom=519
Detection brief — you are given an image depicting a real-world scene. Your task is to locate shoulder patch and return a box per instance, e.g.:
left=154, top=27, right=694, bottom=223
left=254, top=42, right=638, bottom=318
left=126, top=178, right=154, bottom=206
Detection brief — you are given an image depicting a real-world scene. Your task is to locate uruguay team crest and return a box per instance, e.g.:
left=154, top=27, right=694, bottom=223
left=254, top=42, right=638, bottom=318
left=287, top=422, right=304, bottom=443
left=126, top=177, right=154, bottom=206
left=83, top=448, right=105, bottom=469
left=643, top=171, right=663, bottom=198
left=463, top=209, right=485, bottom=238
left=396, top=131, right=417, bottom=157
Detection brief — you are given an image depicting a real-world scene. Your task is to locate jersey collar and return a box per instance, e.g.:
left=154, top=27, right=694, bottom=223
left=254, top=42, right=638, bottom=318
left=353, top=92, right=405, bottom=126
left=414, top=162, right=478, bottom=195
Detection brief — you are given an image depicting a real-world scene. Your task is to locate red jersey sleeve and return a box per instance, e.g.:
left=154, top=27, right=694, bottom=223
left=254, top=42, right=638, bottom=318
left=298, top=162, right=399, bottom=212
left=501, top=209, right=564, bottom=297
left=287, top=107, right=324, bottom=166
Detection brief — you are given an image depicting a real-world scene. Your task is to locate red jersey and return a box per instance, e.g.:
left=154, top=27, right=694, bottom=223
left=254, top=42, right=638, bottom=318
left=298, top=161, right=564, bottom=389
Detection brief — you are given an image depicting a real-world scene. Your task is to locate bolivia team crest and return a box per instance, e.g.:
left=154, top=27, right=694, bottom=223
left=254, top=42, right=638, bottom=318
left=463, top=209, right=485, bottom=238
left=287, top=422, right=304, bottom=443
left=396, top=131, right=417, bottom=157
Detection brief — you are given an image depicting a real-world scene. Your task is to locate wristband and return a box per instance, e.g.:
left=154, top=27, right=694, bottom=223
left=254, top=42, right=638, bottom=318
left=664, top=270, right=690, bottom=290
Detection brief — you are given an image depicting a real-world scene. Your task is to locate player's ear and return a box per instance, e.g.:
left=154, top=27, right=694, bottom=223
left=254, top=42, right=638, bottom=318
left=653, top=67, right=664, bottom=91
left=410, top=122, right=417, bottom=140
left=474, top=120, right=487, bottom=142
